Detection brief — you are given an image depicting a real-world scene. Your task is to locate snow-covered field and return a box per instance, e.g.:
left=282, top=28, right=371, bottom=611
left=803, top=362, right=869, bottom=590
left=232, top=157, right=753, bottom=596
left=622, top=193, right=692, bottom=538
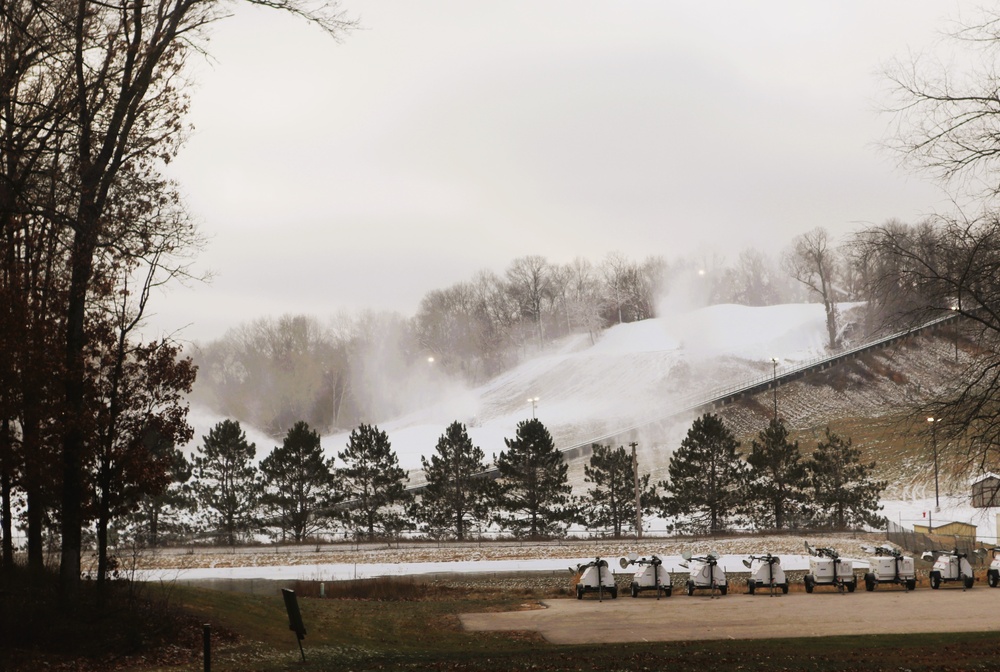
left=134, top=533, right=889, bottom=583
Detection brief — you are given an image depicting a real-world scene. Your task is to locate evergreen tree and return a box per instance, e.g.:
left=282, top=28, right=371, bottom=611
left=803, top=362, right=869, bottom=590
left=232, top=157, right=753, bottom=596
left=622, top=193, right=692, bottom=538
left=127, top=444, right=194, bottom=547
left=658, top=414, right=747, bottom=534
left=582, top=443, right=656, bottom=539
left=338, top=424, right=410, bottom=540
left=745, top=418, right=810, bottom=530
left=807, top=427, right=887, bottom=529
left=192, top=420, right=262, bottom=546
left=415, top=421, right=496, bottom=540
left=495, top=418, right=573, bottom=538
left=260, top=421, right=339, bottom=543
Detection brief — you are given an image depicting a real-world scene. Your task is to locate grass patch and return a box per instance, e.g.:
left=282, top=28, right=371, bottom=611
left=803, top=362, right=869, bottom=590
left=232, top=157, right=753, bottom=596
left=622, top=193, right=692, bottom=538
left=8, top=574, right=1000, bottom=671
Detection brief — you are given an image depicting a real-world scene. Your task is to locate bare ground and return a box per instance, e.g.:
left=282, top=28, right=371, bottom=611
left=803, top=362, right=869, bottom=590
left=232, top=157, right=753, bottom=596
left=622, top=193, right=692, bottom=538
left=460, top=586, right=1000, bottom=644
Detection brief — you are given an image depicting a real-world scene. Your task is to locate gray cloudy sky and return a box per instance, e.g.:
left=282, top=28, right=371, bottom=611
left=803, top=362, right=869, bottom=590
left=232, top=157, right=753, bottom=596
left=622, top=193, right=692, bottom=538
left=152, top=1, right=966, bottom=343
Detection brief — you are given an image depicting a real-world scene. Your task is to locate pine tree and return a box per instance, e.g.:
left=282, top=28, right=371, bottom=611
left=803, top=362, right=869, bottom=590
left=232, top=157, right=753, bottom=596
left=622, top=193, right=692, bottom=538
left=658, top=414, right=747, bottom=534
left=128, top=444, right=194, bottom=547
left=745, top=418, right=810, bottom=530
left=415, top=421, right=497, bottom=540
left=260, top=421, right=339, bottom=543
left=338, top=424, right=410, bottom=540
left=192, top=420, right=262, bottom=546
left=495, top=418, right=573, bottom=538
left=582, top=443, right=656, bottom=539
left=807, top=427, right=887, bottom=529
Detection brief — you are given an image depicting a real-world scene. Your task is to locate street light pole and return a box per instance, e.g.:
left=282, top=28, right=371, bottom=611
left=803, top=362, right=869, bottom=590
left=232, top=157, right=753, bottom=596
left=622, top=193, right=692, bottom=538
left=528, top=397, right=539, bottom=419
left=631, top=442, right=641, bottom=540
left=928, top=417, right=940, bottom=510
left=771, top=357, right=779, bottom=421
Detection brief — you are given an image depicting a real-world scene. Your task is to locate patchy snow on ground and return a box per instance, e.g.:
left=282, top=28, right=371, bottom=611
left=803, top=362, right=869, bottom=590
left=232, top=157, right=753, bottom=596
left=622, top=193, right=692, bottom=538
left=135, top=533, right=889, bottom=583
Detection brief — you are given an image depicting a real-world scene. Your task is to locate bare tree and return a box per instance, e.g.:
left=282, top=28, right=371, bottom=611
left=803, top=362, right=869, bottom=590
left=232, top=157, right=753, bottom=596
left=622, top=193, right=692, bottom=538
left=858, top=214, right=1000, bottom=471
left=883, top=8, right=1000, bottom=199
left=784, top=227, right=841, bottom=350
left=505, top=255, right=551, bottom=350
left=47, top=0, right=353, bottom=593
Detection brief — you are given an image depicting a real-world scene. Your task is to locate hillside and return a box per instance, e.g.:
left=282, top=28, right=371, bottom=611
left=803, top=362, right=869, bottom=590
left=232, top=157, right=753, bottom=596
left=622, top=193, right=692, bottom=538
left=185, top=302, right=970, bottom=499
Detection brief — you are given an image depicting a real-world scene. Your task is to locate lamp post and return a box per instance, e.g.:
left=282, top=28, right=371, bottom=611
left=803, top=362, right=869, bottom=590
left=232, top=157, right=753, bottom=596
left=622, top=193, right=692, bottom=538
left=528, top=397, right=539, bottom=419
left=928, top=416, right=941, bottom=510
left=771, top=357, right=779, bottom=421
left=630, top=442, right=641, bottom=540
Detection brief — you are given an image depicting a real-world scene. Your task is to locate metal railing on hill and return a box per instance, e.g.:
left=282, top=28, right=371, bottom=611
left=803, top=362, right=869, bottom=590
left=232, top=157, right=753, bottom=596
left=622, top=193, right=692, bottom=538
left=557, top=312, right=959, bottom=460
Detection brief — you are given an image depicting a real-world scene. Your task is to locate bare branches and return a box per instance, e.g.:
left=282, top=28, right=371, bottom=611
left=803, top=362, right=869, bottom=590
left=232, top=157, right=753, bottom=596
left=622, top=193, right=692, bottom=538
left=246, top=0, right=356, bottom=39
left=883, top=9, right=1000, bottom=197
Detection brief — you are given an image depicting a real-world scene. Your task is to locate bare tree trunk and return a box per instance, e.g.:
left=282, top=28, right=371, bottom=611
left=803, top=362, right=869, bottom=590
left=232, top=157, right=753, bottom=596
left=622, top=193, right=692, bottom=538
left=0, top=418, right=12, bottom=570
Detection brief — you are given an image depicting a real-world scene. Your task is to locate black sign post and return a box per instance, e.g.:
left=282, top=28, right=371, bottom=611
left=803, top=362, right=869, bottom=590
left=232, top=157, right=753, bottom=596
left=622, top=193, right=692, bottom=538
left=281, top=588, right=307, bottom=662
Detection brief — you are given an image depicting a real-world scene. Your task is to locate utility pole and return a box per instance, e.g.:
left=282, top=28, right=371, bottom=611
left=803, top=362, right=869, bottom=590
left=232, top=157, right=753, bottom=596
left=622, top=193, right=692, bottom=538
left=631, top=442, right=641, bottom=540
left=928, top=417, right=941, bottom=510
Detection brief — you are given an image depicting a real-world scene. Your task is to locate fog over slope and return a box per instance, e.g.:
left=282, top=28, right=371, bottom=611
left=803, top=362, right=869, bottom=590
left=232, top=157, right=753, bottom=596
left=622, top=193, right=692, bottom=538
left=182, top=301, right=999, bottom=539
left=185, top=302, right=840, bottom=476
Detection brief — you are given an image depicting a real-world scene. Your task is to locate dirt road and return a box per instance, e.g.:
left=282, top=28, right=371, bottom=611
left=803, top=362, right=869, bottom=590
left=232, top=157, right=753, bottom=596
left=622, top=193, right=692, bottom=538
left=460, top=587, right=1000, bottom=644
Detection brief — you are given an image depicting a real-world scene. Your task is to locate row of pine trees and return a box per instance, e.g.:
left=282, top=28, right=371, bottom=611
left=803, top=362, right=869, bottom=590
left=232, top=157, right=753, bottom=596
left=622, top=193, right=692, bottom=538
left=125, top=413, right=886, bottom=546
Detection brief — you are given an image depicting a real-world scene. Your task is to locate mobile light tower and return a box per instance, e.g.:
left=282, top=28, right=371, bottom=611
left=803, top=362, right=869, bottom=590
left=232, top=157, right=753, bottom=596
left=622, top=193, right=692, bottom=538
left=928, top=416, right=941, bottom=510
left=528, top=396, right=539, bottom=419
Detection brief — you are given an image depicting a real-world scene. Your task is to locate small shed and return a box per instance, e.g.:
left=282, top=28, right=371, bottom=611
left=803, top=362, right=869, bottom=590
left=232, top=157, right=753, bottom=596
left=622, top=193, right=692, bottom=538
left=913, top=521, right=977, bottom=541
left=971, top=473, right=1000, bottom=508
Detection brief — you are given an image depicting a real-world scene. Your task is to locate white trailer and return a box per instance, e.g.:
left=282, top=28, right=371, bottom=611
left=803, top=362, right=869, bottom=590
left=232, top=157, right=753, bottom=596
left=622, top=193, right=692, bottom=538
left=923, top=548, right=977, bottom=590
left=680, top=551, right=727, bottom=596
left=987, top=548, right=1000, bottom=587
left=743, top=553, right=788, bottom=595
left=803, top=542, right=857, bottom=593
left=620, top=554, right=672, bottom=598
left=862, top=544, right=916, bottom=591
left=572, top=557, right=618, bottom=600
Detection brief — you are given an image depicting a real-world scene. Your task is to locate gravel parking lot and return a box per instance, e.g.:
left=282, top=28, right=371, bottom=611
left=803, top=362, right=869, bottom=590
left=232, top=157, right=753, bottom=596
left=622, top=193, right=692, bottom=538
left=460, top=586, right=1000, bottom=644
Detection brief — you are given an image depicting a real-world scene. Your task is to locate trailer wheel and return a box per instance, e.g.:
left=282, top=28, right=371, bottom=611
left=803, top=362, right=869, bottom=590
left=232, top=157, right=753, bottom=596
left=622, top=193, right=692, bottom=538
left=687, top=581, right=695, bottom=596
left=846, top=579, right=856, bottom=593
left=906, top=579, right=916, bottom=591
left=781, top=583, right=789, bottom=594
left=610, top=587, right=618, bottom=599
left=631, top=583, right=639, bottom=598
left=718, top=585, right=727, bottom=596
left=865, top=573, right=876, bottom=592
left=989, top=570, right=999, bottom=588
left=929, top=571, right=941, bottom=589
left=963, top=575, right=974, bottom=590
left=804, top=575, right=815, bottom=594
left=577, top=585, right=584, bottom=599
left=748, top=582, right=755, bottom=595
left=664, top=585, right=672, bottom=597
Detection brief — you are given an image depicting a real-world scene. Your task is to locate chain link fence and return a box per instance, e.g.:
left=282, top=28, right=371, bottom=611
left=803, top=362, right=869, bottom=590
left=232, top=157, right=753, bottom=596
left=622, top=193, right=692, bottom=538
left=886, top=519, right=982, bottom=557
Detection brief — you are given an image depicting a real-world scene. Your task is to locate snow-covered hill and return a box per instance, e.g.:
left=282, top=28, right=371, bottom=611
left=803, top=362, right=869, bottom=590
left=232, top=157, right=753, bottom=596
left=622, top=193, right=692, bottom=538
left=183, top=301, right=1000, bottom=542
left=187, top=302, right=839, bottom=473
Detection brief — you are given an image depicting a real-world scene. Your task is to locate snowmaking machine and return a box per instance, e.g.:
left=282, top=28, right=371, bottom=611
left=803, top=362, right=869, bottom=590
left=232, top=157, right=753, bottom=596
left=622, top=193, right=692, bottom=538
left=619, top=553, right=672, bottom=598
left=861, top=544, right=916, bottom=591
left=922, top=548, right=980, bottom=590
left=803, top=542, right=857, bottom=593
left=680, top=550, right=727, bottom=596
left=571, top=557, right=618, bottom=600
left=743, top=553, right=788, bottom=595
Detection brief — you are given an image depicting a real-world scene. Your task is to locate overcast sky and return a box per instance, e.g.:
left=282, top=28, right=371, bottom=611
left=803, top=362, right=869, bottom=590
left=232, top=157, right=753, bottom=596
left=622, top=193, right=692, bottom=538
left=151, top=1, right=969, bottom=343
